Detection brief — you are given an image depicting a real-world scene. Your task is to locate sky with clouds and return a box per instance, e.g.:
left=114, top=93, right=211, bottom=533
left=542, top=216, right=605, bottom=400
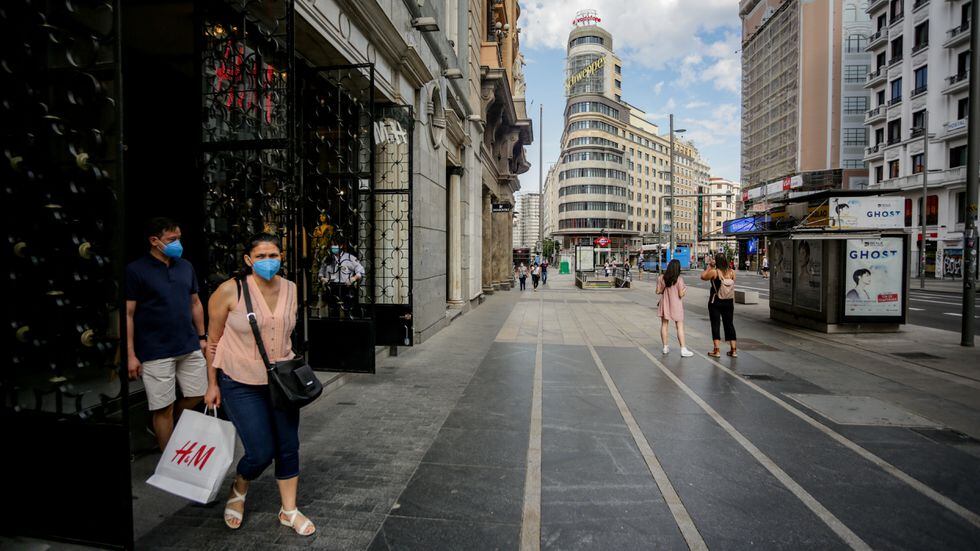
left=515, top=0, right=742, bottom=195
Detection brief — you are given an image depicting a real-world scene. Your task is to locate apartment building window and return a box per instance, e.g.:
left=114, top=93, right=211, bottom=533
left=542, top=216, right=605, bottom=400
left=888, top=159, right=900, bottom=178
left=913, top=22, right=928, bottom=50
left=890, top=36, right=903, bottom=61
left=843, top=128, right=868, bottom=145
left=615, top=94, right=621, bottom=102
left=888, top=119, right=902, bottom=143
left=912, top=110, right=926, bottom=131
left=874, top=165, right=884, bottom=183
left=842, top=160, right=867, bottom=169
left=845, top=65, right=870, bottom=82
left=569, top=35, right=604, bottom=47
left=890, top=78, right=902, bottom=102
left=912, top=66, right=927, bottom=95
left=911, top=153, right=924, bottom=174
left=958, top=191, right=967, bottom=223
left=961, top=3, right=972, bottom=28
left=876, top=52, right=887, bottom=70
left=877, top=14, right=887, bottom=31
left=614, top=64, right=621, bottom=75
left=615, top=79, right=622, bottom=89
left=951, top=145, right=968, bottom=168
left=958, top=97, right=970, bottom=119
left=957, top=51, right=971, bottom=77
left=847, top=34, right=868, bottom=53
left=844, top=96, right=869, bottom=114
left=877, top=90, right=886, bottom=106
left=890, top=0, right=903, bottom=20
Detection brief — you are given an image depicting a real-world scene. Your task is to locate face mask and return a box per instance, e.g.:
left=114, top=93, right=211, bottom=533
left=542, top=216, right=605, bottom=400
left=158, top=239, right=183, bottom=259
left=252, top=258, right=281, bottom=281
left=330, top=246, right=340, bottom=254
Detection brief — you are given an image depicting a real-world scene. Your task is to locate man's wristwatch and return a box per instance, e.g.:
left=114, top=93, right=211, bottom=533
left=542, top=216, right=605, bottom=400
left=198, top=334, right=208, bottom=341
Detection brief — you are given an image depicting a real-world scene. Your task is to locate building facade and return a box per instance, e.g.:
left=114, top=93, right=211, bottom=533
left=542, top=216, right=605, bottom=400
left=546, top=11, right=710, bottom=263
left=863, top=0, right=974, bottom=278
left=740, top=0, right=871, bottom=194
left=707, top=177, right=743, bottom=254
left=513, top=192, right=541, bottom=249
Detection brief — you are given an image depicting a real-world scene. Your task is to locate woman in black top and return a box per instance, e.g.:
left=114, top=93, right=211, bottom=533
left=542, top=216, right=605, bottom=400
left=700, top=253, right=737, bottom=357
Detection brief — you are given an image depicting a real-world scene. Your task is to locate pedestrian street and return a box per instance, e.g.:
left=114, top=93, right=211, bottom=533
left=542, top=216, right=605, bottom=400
left=137, top=274, right=980, bottom=550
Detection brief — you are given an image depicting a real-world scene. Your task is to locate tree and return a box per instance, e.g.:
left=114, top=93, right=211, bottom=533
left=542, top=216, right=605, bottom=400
left=542, top=238, right=558, bottom=260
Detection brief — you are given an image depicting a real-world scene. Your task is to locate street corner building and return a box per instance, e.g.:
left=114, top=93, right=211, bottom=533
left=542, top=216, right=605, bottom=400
left=542, top=10, right=713, bottom=266
left=0, top=0, right=531, bottom=548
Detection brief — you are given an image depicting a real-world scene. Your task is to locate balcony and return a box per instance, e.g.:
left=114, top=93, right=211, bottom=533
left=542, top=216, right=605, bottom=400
left=944, top=71, right=970, bottom=94
left=910, top=84, right=928, bottom=97
left=945, top=22, right=971, bottom=48
left=890, top=14, right=905, bottom=28
left=911, top=42, right=928, bottom=55
left=888, top=95, right=903, bottom=106
left=872, top=166, right=967, bottom=191
left=865, top=143, right=884, bottom=160
left=867, top=0, right=887, bottom=13
left=910, top=127, right=925, bottom=139
left=865, top=66, right=888, bottom=87
left=867, top=29, right=888, bottom=50
left=913, top=0, right=929, bottom=12
left=936, top=118, right=968, bottom=141
left=866, top=106, right=886, bottom=123
left=887, top=135, right=903, bottom=146
left=888, top=55, right=903, bottom=67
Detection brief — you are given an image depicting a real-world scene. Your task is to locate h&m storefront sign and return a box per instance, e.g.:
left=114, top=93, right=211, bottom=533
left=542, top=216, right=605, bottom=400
left=829, top=197, right=905, bottom=229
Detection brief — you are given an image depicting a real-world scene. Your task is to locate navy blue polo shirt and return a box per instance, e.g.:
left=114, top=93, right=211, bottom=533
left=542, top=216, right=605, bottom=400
left=125, top=254, right=201, bottom=362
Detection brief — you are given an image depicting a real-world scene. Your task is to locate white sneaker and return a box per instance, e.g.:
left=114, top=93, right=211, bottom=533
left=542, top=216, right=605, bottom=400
left=662, top=346, right=670, bottom=355
left=680, top=348, right=694, bottom=357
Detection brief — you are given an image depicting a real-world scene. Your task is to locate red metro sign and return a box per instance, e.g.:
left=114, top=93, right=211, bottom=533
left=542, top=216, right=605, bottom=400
left=594, top=237, right=611, bottom=247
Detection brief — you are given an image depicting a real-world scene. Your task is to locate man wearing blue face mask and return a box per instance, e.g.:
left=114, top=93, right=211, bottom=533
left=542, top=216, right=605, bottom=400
left=317, top=240, right=365, bottom=318
left=125, top=217, right=208, bottom=451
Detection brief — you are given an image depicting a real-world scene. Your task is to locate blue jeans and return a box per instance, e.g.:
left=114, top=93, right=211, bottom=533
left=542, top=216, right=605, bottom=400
left=218, top=370, right=300, bottom=480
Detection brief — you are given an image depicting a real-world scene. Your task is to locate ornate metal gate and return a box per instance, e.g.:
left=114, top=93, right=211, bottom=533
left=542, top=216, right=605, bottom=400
left=1, top=0, right=133, bottom=547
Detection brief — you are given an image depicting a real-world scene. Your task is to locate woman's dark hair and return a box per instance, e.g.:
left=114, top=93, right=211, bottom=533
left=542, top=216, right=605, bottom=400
left=663, top=259, right=681, bottom=287
left=246, top=232, right=281, bottom=254
left=714, top=253, right=729, bottom=271
left=852, top=268, right=871, bottom=284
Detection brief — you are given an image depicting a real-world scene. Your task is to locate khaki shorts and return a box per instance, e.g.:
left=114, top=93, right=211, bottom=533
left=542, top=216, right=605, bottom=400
left=141, top=350, right=208, bottom=411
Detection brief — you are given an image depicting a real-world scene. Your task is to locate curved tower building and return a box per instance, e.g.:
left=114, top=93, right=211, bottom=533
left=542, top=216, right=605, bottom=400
left=549, top=10, right=710, bottom=262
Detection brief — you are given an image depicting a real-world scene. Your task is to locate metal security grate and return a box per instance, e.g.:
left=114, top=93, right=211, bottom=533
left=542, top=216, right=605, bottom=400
left=891, top=352, right=945, bottom=360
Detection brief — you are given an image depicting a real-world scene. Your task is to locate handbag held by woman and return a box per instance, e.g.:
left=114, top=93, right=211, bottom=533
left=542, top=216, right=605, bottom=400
left=241, top=278, right=323, bottom=410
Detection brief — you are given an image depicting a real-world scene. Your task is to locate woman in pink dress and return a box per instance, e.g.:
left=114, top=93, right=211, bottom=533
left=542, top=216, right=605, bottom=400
left=656, top=259, right=694, bottom=357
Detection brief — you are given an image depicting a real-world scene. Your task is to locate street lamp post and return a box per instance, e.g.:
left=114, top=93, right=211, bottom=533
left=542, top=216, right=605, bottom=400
left=663, top=114, right=686, bottom=271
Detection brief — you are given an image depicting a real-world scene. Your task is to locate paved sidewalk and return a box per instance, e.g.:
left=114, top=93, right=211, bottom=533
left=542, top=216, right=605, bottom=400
left=134, top=273, right=980, bottom=550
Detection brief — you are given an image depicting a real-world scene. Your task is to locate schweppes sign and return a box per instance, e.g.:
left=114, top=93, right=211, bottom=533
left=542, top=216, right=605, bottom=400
left=565, top=57, right=605, bottom=94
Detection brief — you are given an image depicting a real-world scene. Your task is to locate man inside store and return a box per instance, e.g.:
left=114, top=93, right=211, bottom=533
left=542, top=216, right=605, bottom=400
left=125, top=217, right=207, bottom=452
left=318, top=239, right=365, bottom=318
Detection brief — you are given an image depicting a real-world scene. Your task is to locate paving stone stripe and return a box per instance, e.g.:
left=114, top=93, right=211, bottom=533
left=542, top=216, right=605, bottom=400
left=520, top=297, right=544, bottom=551
left=567, top=300, right=707, bottom=550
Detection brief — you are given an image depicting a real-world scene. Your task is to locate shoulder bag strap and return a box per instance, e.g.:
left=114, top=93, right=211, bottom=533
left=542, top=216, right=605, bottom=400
left=241, top=278, right=274, bottom=372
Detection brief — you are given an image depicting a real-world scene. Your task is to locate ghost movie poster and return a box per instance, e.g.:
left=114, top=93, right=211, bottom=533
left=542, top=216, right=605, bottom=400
left=794, top=240, right=823, bottom=311
left=770, top=239, right=793, bottom=304
left=844, top=237, right=904, bottom=319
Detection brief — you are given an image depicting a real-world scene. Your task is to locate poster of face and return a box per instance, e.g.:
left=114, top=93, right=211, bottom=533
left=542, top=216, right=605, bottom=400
left=843, top=237, right=904, bottom=320
left=794, top=240, right=823, bottom=311
left=770, top=239, right=793, bottom=304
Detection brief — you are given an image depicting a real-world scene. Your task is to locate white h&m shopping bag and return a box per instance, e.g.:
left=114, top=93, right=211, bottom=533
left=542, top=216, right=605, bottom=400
left=147, top=407, right=236, bottom=504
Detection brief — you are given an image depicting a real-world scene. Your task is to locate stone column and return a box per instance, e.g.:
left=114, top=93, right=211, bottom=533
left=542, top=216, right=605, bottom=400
left=482, top=188, right=494, bottom=294
left=447, top=167, right=464, bottom=307
left=492, top=207, right=509, bottom=289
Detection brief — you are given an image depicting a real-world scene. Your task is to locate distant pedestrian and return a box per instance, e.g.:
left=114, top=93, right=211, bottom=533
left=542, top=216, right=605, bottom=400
left=204, top=233, right=315, bottom=536
left=762, top=256, right=769, bottom=279
left=516, top=262, right=528, bottom=291
left=126, top=217, right=207, bottom=452
left=702, top=253, right=737, bottom=357
left=603, top=261, right=611, bottom=277
left=657, top=259, right=693, bottom=357
left=541, top=260, right=549, bottom=285
left=744, top=258, right=750, bottom=272
left=531, top=263, right=541, bottom=291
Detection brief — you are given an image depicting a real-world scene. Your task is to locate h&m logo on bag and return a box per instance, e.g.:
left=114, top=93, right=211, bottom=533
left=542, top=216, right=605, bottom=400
left=172, top=441, right=216, bottom=471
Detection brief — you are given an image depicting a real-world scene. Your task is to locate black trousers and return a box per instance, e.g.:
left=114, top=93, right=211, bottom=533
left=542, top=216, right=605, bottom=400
left=531, top=275, right=540, bottom=289
left=708, top=299, right=736, bottom=342
left=519, top=276, right=526, bottom=290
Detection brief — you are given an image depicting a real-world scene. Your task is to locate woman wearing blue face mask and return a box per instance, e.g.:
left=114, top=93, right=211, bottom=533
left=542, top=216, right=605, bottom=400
left=203, top=233, right=314, bottom=536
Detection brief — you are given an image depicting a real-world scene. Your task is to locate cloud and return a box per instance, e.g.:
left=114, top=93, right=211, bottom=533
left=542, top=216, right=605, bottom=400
left=520, top=0, right=741, bottom=92
left=684, top=100, right=709, bottom=109
left=682, top=103, right=740, bottom=148
left=653, top=81, right=664, bottom=95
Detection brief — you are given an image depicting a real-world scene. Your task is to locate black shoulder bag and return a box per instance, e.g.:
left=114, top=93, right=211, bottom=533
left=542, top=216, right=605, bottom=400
left=240, top=277, right=323, bottom=410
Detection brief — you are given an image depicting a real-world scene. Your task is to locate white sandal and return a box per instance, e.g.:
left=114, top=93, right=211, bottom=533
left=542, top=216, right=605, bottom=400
left=223, top=484, right=246, bottom=529
left=279, top=507, right=316, bottom=536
